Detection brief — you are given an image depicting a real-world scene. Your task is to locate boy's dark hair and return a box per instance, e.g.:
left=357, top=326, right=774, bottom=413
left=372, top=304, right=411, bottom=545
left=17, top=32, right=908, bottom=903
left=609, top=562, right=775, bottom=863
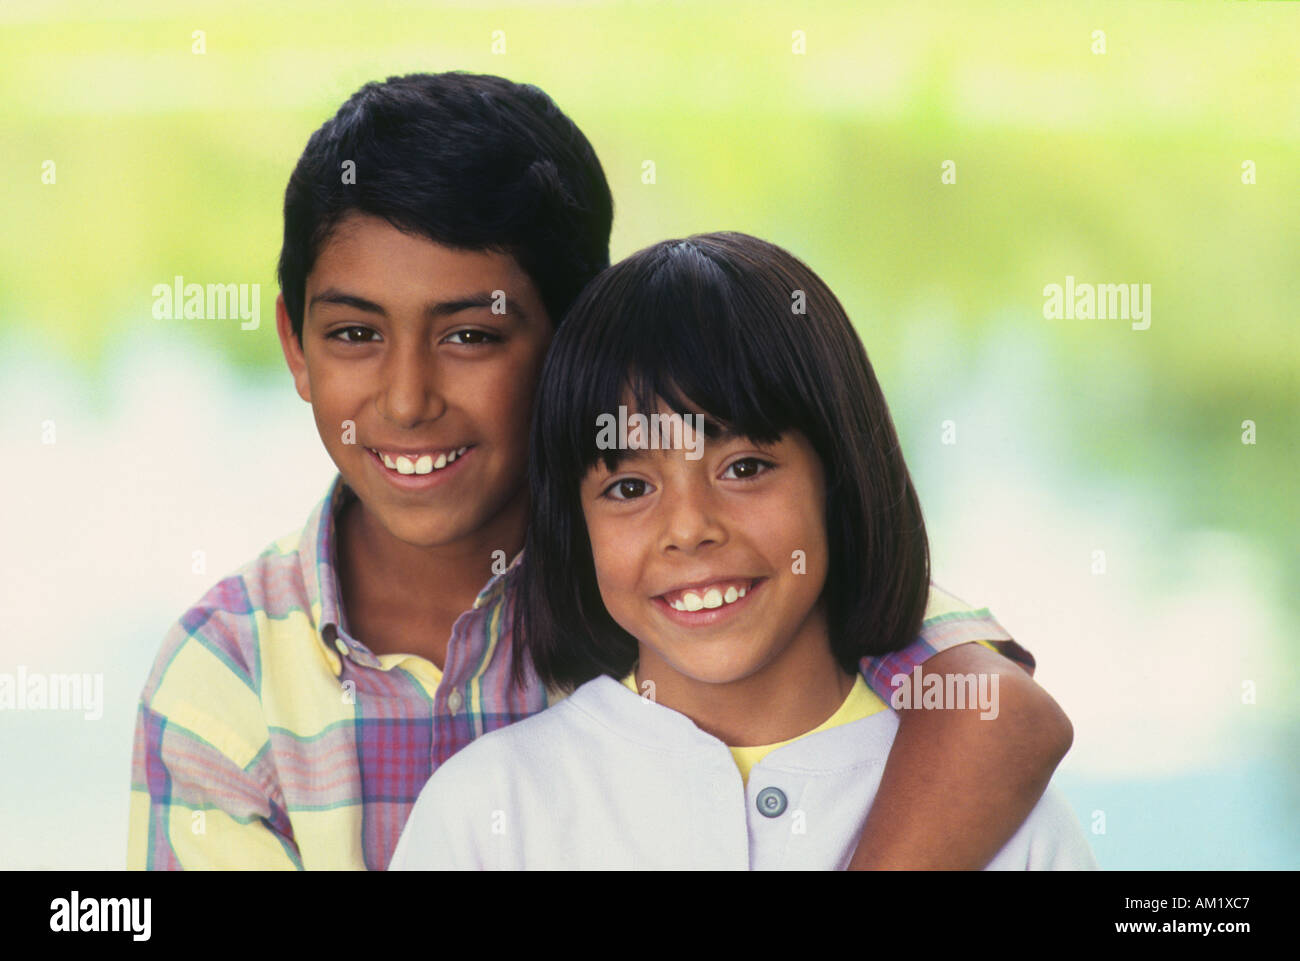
left=515, top=231, right=931, bottom=693
left=277, top=72, right=613, bottom=337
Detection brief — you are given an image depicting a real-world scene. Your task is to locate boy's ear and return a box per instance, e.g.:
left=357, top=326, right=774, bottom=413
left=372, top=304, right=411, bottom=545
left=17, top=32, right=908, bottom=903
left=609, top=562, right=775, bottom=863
left=276, top=293, right=312, bottom=404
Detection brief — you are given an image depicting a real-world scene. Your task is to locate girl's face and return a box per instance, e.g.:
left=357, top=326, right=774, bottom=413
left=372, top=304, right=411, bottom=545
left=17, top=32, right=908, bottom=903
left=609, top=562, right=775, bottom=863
left=579, top=412, right=831, bottom=686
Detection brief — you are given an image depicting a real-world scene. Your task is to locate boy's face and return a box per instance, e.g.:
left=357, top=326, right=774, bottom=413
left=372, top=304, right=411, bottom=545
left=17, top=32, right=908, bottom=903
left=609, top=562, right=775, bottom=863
left=276, top=213, right=552, bottom=551
left=579, top=410, right=831, bottom=686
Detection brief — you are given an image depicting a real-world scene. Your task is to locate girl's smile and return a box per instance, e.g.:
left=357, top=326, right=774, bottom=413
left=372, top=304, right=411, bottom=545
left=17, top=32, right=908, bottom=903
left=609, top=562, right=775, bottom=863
left=651, top=575, right=767, bottom=627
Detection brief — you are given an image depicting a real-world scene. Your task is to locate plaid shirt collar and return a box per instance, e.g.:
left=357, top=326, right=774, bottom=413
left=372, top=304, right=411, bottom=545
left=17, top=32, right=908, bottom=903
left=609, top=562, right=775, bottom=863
left=298, top=474, right=525, bottom=675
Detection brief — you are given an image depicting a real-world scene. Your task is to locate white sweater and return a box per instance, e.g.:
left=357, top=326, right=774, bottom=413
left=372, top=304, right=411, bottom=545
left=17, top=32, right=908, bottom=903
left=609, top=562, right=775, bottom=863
left=390, top=675, right=1098, bottom=870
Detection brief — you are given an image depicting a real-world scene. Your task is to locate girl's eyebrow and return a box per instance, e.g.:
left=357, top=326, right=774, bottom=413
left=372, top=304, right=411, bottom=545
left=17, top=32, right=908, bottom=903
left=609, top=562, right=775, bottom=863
left=596, top=424, right=741, bottom=472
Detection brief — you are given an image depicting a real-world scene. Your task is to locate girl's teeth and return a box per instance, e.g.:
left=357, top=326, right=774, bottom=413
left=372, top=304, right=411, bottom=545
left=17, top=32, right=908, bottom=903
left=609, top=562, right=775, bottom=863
left=415, top=455, right=433, bottom=474
left=666, top=580, right=753, bottom=612
left=396, top=456, right=416, bottom=475
left=434, top=453, right=447, bottom=470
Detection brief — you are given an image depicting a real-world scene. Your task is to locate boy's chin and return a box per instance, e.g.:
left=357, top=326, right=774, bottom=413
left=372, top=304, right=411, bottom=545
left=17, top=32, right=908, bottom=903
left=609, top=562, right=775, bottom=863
left=341, top=481, right=480, bottom=551
left=367, top=507, right=480, bottom=552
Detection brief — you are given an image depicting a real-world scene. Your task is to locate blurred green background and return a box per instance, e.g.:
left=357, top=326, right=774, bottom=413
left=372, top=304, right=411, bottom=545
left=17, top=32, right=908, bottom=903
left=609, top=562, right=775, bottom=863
left=1, top=0, right=1296, bottom=868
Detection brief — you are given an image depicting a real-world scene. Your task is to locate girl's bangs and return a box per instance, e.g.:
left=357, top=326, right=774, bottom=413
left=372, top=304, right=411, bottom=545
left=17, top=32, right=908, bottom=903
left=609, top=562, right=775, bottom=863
left=564, top=269, right=800, bottom=477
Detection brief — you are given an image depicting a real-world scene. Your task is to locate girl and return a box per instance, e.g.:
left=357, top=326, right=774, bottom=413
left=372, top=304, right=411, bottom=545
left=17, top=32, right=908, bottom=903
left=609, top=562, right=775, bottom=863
left=390, top=232, right=1095, bottom=869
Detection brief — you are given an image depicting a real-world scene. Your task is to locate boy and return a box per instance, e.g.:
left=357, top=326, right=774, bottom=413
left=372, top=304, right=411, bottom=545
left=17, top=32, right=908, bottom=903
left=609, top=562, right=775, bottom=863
left=129, top=72, right=1072, bottom=870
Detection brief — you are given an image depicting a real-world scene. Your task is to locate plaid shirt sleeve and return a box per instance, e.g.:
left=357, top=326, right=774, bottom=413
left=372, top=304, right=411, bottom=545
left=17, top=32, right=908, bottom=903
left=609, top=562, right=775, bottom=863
left=128, top=610, right=302, bottom=870
left=859, top=584, right=1034, bottom=704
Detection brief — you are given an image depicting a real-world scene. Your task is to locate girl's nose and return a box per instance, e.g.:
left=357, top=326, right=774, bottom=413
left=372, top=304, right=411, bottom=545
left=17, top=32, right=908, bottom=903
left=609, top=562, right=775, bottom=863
left=658, top=478, right=728, bottom=555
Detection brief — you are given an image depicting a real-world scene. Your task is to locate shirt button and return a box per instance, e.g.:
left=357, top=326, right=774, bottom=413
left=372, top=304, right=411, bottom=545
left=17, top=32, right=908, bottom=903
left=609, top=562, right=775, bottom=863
left=334, top=637, right=349, bottom=657
left=755, top=786, right=787, bottom=818
left=447, top=690, right=463, bottom=714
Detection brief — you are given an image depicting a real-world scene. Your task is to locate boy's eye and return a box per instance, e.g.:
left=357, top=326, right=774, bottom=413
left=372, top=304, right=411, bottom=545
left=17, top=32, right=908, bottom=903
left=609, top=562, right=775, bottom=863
left=602, top=478, right=654, bottom=501
left=330, top=325, right=379, bottom=344
left=444, top=329, right=500, bottom=346
left=724, top=457, right=772, bottom=480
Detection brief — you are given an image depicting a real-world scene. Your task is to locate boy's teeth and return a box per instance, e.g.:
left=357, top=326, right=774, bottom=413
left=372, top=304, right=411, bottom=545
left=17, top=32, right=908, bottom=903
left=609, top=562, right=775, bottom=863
left=374, top=446, right=468, bottom=475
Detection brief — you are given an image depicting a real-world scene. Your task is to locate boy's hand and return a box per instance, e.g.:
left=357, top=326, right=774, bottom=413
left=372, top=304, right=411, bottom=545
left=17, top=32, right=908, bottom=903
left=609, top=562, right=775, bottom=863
left=847, top=642, right=1073, bottom=870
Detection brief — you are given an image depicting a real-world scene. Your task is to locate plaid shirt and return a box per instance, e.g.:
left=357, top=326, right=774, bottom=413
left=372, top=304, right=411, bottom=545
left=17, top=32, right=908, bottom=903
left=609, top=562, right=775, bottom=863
left=129, top=474, right=1032, bottom=870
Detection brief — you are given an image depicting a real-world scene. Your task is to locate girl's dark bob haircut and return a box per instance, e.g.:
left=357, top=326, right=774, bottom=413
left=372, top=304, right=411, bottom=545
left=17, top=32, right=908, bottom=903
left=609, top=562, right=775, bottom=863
left=514, top=231, right=930, bottom=693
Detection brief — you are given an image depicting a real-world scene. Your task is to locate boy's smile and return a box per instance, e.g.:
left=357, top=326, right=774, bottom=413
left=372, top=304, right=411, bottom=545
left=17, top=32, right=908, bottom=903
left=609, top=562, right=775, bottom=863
left=276, top=212, right=553, bottom=552
left=362, top=443, right=473, bottom=489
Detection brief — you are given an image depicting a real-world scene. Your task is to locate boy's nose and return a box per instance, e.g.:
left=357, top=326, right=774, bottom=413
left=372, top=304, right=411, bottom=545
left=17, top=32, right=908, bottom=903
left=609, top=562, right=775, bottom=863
left=377, top=350, right=446, bottom=426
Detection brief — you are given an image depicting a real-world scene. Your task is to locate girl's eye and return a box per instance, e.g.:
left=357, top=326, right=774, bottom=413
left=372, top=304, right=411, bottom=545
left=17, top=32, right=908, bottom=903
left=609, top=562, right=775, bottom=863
left=445, top=329, right=500, bottom=346
left=724, top=457, right=773, bottom=480
left=331, top=325, right=378, bottom=344
left=603, top=478, right=653, bottom=501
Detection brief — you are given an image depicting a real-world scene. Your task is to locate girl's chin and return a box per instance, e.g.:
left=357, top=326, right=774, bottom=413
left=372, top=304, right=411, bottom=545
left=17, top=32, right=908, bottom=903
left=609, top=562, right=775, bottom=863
left=637, top=646, right=768, bottom=688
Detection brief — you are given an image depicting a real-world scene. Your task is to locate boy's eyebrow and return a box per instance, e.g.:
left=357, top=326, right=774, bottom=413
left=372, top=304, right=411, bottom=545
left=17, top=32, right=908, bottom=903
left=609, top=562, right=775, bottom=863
left=309, top=289, right=388, bottom=315
left=309, top=288, right=529, bottom=324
